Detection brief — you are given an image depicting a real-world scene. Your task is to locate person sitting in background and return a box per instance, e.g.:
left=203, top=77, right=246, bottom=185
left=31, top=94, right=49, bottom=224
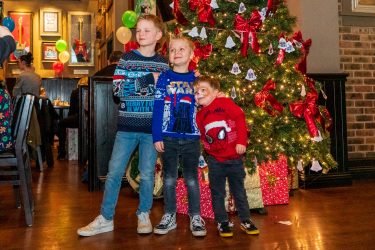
left=56, top=79, right=86, bottom=160
left=0, top=25, right=16, bottom=65
left=93, top=51, right=123, bottom=77
left=13, top=52, right=41, bottom=97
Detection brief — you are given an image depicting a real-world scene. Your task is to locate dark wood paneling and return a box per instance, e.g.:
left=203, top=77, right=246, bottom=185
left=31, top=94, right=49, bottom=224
left=78, top=85, right=88, bottom=167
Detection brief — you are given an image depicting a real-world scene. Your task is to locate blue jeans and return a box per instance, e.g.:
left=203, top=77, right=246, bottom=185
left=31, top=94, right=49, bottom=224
left=162, top=137, right=201, bottom=216
left=101, top=131, right=157, bottom=220
left=208, top=156, right=250, bottom=223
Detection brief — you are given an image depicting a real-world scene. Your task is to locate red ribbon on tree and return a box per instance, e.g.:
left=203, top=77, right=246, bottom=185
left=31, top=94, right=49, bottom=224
left=173, top=0, right=188, bottom=25
left=292, top=31, right=312, bottom=74
left=189, top=42, right=213, bottom=70
left=289, top=89, right=320, bottom=138
left=254, top=79, right=284, bottom=116
left=266, top=0, right=279, bottom=16
left=189, top=0, right=216, bottom=27
left=234, top=11, right=262, bottom=57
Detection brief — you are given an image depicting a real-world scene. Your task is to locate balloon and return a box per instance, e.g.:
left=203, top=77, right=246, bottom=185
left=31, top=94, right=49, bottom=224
left=121, top=10, right=137, bottom=28
left=116, top=27, right=132, bottom=45
left=124, top=41, right=139, bottom=52
left=55, top=40, right=67, bottom=52
left=52, top=61, right=64, bottom=75
left=58, top=51, right=70, bottom=64
left=2, top=17, right=15, bottom=32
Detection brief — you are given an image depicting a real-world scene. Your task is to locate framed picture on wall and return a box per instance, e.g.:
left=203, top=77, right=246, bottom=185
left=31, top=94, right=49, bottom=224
left=40, top=8, right=62, bottom=37
left=8, top=11, right=33, bottom=63
left=67, top=11, right=95, bottom=66
left=41, top=42, right=58, bottom=62
left=135, top=0, right=156, bottom=16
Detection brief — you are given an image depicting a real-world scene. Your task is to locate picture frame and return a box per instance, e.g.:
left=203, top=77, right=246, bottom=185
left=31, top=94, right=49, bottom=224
left=8, top=11, right=33, bottom=63
left=41, top=42, right=58, bottom=62
left=40, top=8, right=62, bottom=37
left=342, top=0, right=375, bottom=25
left=135, top=0, right=156, bottom=16
left=67, top=11, right=95, bottom=66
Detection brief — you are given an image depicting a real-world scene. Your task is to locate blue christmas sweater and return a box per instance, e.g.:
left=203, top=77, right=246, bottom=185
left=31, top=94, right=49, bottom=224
left=113, top=50, right=168, bottom=133
left=152, top=69, right=200, bottom=143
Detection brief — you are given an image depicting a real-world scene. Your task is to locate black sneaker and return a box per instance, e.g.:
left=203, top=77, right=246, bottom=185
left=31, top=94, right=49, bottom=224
left=190, top=215, right=206, bottom=237
left=240, top=219, right=259, bottom=235
left=153, top=213, right=177, bottom=235
left=217, top=221, right=233, bottom=237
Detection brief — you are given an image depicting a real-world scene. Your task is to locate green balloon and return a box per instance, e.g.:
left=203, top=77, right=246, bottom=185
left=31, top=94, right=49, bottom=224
left=55, top=40, right=67, bottom=52
left=122, top=10, right=137, bottom=28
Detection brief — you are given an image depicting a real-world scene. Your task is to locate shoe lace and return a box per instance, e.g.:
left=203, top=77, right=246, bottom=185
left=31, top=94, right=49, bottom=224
left=160, top=213, right=173, bottom=225
left=191, top=215, right=205, bottom=228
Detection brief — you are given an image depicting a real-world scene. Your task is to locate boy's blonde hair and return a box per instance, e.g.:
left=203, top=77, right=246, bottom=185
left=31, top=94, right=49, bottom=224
left=137, top=14, right=164, bottom=34
left=169, top=34, right=195, bottom=51
left=194, top=76, right=221, bottom=90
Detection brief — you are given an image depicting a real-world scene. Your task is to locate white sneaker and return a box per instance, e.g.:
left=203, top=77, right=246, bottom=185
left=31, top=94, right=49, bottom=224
left=137, top=212, right=153, bottom=234
left=190, top=215, right=207, bottom=237
left=77, top=215, right=114, bottom=236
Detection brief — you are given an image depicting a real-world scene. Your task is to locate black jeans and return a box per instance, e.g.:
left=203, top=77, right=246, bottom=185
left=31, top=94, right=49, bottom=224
left=208, top=156, right=250, bottom=223
left=161, top=137, right=201, bottom=216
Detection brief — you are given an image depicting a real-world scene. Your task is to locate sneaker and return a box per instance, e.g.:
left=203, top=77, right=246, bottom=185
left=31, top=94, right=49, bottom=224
left=217, top=221, right=233, bottom=237
left=137, top=212, right=153, bottom=234
left=190, top=215, right=207, bottom=237
left=240, top=219, right=260, bottom=235
left=153, top=213, right=177, bottom=235
left=77, top=215, right=114, bottom=237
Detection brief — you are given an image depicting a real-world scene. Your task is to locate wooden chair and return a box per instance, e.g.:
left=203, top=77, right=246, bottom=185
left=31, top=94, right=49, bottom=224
left=0, top=94, right=35, bottom=226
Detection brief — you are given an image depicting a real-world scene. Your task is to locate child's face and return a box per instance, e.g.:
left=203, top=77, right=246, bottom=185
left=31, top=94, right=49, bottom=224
left=135, top=20, right=162, bottom=48
left=169, top=39, right=194, bottom=68
left=194, top=81, right=218, bottom=107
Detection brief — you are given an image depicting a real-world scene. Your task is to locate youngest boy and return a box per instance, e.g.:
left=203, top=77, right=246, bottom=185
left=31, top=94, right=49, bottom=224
left=194, top=76, right=259, bottom=237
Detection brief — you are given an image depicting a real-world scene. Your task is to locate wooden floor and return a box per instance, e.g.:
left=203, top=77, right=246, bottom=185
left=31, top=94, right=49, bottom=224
left=1, top=153, right=375, bottom=250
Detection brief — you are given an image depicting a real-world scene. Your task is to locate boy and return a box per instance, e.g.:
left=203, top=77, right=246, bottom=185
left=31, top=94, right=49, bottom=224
left=77, top=14, right=169, bottom=237
left=152, top=35, right=206, bottom=237
left=194, top=76, right=259, bottom=237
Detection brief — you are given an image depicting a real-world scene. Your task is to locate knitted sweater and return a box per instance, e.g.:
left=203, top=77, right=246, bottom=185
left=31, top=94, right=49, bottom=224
left=152, top=69, right=200, bottom=143
left=196, top=97, right=248, bottom=162
left=113, top=50, right=168, bottom=133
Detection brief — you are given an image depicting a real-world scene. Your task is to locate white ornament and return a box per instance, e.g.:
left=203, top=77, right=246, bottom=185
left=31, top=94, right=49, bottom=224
left=248, top=33, right=253, bottom=44
left=321, top=89, right=327, bottom=100
left=225, top=36, right=236, bottom=48
left=238, top=2, right=246, bottom=13
left=311, top=130, right=323, bottom=142
left=245, top=68, right=257, bottom=81
left=231, top=86, right=237, bottom=99
left=300, top=85, right=306, bottom=97
left=285, top=41, right=295, bottom=53
left=293, top=40, right=303, bottom=49
left=210, top=0, right=219, bottom=9
left=188, top=27, right=199, bottom=37
left=297, top=160, right=304, bottom=171
left=199, top=27, right=207, bottom=39
left=230, top=62, right=241, bottom=75
left=169, top=1, right=174, bottom=9
left=268, top=43, right=274, bottom=55
left=278, top=37, right=287, bottom=49
left=198, top=155, right=207, bottom=168
left=310, top=159, right=322, bottom=172
left=259, top=8, right=267, bottom=21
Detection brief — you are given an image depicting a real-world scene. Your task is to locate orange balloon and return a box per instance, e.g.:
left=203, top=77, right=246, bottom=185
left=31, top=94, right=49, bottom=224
left=59, top=51, right=70, bottom=64
left=116, top=27, right=132, bottom=45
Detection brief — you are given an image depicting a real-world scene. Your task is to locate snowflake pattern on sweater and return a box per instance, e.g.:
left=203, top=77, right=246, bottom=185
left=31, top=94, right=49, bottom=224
left=112, top=51, right=168, bottom=133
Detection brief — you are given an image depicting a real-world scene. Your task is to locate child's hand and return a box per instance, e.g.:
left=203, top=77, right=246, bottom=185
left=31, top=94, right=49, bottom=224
left=152, top=72, right=160, bottom=84
left=236, top=144, right=246, bottom=155
left=154, top=141, right=164, bottom=153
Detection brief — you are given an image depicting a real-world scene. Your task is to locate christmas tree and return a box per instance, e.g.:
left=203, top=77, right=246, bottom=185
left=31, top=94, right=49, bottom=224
left=167, top=0, right=337, bottom=172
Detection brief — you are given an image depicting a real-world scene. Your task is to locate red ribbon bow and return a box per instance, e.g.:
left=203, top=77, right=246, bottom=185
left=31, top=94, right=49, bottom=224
left=234, top=10, right=262, bottom=57
left=292, top=31, right=312, bottom=74
left=266, top=0, right=279, bottom=16
left=189, top=42, right=213, bottom=70
left=254, top=79, right=284, bottom=116
left=173, top=0, right=188, bottom=25
left=189, top=0, right=216, bottom=27
left=289, top=88, right=320, bottom=138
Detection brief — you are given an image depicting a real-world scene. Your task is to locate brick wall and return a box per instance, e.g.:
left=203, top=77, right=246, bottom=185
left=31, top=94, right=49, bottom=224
left=338, top=1, right=375, bottom=159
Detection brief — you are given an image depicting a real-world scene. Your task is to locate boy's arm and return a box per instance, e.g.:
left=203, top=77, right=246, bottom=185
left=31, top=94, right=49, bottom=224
left=152, top=73, right=165, bottom=143
left=196, top=111, right=206, bottom=142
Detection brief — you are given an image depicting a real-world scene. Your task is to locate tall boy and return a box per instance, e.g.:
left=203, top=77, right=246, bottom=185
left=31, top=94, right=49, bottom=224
left=77, top=14, right=169, bottom=237
left=194, top=76, right=259, bottom=237
left=152, top=35, right=206, bottom=237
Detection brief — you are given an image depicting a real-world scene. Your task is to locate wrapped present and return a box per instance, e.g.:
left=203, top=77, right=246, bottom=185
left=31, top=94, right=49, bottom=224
left=259, top=155, right=289, bottom=205
left=66, top=128, right=78, bottom=161
left=176, top=175, right=215, bottom=219
left=288, top=167, right=299, bottom=190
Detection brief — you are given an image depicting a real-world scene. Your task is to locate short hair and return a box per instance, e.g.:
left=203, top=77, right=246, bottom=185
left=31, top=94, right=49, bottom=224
left=137, top=14, right=164, bottom=34
left=19, top=52, right=33, bottom=66
left=169, top=34, right=195, bottom=51
left=194, top=76, right=221, bottom=90
left=108, top=51, right=123, bottom=63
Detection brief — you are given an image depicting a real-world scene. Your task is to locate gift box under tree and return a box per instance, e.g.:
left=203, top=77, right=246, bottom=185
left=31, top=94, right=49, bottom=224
left=259, top=155, right=289, bottom=205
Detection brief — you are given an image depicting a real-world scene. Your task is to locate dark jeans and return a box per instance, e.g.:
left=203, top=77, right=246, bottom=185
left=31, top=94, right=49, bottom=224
left=208, top=156, right=250, bottom=223
left=161, top=137, right=201, bottom=216
left=57, top=115, right=78, bottom=156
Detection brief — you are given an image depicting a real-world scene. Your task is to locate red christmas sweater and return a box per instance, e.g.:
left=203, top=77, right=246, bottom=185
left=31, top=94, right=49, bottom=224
left=196, top=97, right=248, bottom=162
